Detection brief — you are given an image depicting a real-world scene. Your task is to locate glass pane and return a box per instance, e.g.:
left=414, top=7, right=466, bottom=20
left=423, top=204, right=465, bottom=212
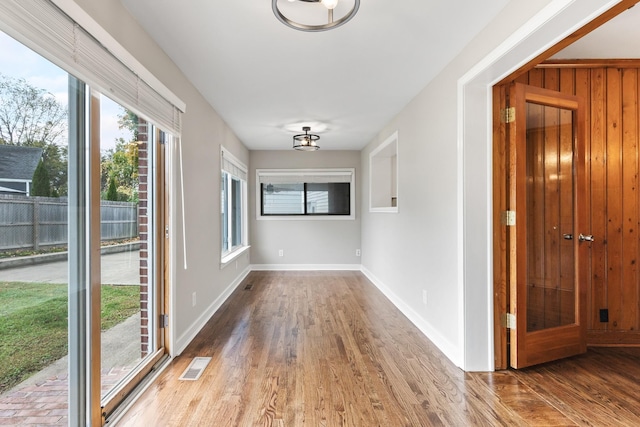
left=262, top=183, right=304, bottom=214
left=221, top=173, right=229, bottom=252
left=231, top=177, right=242, bottom=247
left=0, top=31, right=70, bottom=424
left=307, top=183, right=350, bottom=215
left=526, top=101, right=576, bottom=332
left=99, top=95, right=148, bottom=399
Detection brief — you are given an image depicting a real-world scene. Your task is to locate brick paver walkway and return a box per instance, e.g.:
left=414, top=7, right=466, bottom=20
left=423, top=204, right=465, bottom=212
left=0, top=373, right=69, bottom=426
left=0, top=367, right=133, bottom=425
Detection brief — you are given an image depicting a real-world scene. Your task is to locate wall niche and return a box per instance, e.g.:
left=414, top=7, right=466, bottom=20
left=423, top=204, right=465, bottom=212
left=369, top=131, right=398, bottom=213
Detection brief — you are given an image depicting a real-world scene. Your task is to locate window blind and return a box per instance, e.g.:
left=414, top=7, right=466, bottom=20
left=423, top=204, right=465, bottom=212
left=257, top=169, right=354, bottom=184
left=0, top=0, right=183, bottom=135
left=221, top=147, right=247, bottom=181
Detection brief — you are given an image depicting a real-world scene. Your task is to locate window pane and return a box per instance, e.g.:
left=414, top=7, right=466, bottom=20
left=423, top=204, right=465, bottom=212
left=307, top=183, right=350, bottom=215
left=99, top=95, right=146, bottom=400
left=262, top=183, right=304, bottom=214
left=221, top=172, right=229, bottom=252
left=231, top=177, right=242, bottom=247
left=0, top=31, right=70, bottom=424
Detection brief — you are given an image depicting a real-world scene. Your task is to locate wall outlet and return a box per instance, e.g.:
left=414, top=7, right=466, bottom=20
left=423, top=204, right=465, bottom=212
left=192, top=292, right=197, bottom=307
left=422, top=290, right=427, bottom=305
left=599, top=308, right=609, bottom=322
left=356, top=249, right=361, bottom=256
left=278, top=249, right=284, bottom=257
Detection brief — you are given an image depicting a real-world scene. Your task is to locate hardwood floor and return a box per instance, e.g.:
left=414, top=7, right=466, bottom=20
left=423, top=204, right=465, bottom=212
left=117, top=271, right=640, bottom=426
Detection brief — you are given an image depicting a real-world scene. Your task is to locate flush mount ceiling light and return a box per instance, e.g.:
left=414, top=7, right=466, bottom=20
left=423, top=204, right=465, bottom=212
left=272, top=0, right=360, bottom=32
left=293, top=126, right=320, bottom=151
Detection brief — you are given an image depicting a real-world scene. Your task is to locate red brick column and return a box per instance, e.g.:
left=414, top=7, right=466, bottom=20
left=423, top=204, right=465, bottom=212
left=137, top=118, right=150, bottom=357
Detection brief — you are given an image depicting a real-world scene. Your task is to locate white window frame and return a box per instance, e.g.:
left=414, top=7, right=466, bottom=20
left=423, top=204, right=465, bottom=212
left=256, top=168, right=356, bottom=221
left=221, top=146, right=249, bottom=266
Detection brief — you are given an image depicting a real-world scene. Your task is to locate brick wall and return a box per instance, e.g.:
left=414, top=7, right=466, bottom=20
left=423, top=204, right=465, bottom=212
left=137, top=118, right=150, bottom=357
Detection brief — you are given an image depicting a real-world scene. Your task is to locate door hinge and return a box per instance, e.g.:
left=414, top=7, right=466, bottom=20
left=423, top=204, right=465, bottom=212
left=502, top=313, right=516, bottom=329
left=501, top=210, right=516, bottom=226
left=165, top=225, right=169, bottom=239
left=160, top=314, right=169, bottom=328
left=500, top=107, right=515, bottom=123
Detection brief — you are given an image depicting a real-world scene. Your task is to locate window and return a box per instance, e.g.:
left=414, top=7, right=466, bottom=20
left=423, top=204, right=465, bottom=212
left=257, top=169, right=355, bottom=220
left=370, top=131, right=398, bottom=212
left=221, top=147, right=248, bottom=263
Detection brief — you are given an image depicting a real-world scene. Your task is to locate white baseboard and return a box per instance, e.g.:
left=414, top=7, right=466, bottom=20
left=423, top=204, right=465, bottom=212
left=175, top=266, right=251, bottom=355
left=251, top=264, right=362, bottom=271
left=361, top=267, right=462, bottom=368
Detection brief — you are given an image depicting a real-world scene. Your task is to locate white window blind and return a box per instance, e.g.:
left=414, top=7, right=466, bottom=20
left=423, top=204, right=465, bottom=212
left=221, top=147, right=247, bottom=181
left=0, top=0, right=184, bottom=135
left=257, top=170, right=353, bottom=184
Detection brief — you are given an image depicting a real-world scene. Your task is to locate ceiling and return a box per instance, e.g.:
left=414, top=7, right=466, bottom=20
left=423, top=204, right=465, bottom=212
left=120, top=1, right=639, bottom=151
left=553, top=3, right=640, bottom=59
left=120, top=0, right=510, bottom=150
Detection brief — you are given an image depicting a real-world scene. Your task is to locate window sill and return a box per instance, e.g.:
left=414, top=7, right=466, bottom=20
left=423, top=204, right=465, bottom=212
left=220, top=245, right=250, bottom=269
left=370, top=207, right=398, bottom=213
left=257, top=215, right=355, bottom=221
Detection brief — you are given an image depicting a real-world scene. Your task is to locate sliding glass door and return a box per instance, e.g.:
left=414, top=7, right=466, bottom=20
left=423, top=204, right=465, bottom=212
left=0, top=29, right=171, bottom=425
left=97, top=94, right=169, bottom=418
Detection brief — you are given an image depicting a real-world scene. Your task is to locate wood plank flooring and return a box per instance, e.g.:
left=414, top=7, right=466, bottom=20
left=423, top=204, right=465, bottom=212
left=116, top=271, right=640, bottom=426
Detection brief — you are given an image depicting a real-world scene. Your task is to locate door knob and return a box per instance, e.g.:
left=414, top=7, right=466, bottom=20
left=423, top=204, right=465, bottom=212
left=578, top=233, right=594, bottom=242
left=562, top=234, right=573, bottom=240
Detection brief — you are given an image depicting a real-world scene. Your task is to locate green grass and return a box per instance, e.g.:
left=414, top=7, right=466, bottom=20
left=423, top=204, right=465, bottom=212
left=0, top=281, right=140, bottom=394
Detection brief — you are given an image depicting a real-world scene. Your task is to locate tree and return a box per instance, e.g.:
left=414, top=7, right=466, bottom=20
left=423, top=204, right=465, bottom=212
left=0, top=73, right=68, bottom=196
left=31, top=160, right=51, bottom=197
left=117, top=109, right=139, bottom=140
left=101, top=108, right=139, bottom=202
left=106, top=175, right=118, bottom=201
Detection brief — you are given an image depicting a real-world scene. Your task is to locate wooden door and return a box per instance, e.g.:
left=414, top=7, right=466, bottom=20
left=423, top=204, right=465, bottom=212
left=509, top=83, right=588, bottom=368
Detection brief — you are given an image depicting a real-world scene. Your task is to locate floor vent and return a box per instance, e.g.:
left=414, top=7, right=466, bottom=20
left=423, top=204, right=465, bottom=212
left=244, top=283, right=253, bottom=290
left=178, top=357, right=211, bottom=381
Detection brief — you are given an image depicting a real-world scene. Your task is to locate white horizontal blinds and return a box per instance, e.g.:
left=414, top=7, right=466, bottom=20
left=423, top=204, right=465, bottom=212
left=257, top=170, right=353, bottom=184
left=0, top=0, right=183, bottom=135
left=221, top=147, right=247, bottom=181
left=138, top=79, right=182, bottom=135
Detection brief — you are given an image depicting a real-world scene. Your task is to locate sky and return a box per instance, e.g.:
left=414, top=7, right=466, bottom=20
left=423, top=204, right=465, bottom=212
left=0, top=31, right=130, bottom=151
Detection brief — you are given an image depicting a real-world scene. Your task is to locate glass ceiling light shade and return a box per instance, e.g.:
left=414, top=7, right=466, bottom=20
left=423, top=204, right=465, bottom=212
left=272, top=0, right=360, bottom=32
left=293, top=127, right=320, bottom=151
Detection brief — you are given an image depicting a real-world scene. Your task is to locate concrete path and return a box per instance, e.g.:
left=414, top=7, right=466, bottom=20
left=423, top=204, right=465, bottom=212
left=8, top=312, right=142, bottom=393
left=0, top=250, right=140, bottom=284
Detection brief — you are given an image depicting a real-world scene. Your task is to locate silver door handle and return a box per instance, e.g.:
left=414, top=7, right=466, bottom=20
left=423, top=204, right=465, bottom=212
left=563, top=234, right=573, bottom=240
left=578, top=234, right=594, bottom=242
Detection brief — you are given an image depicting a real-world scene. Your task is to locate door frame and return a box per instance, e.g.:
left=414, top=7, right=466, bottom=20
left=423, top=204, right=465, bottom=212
left=489, top=0, right=640, bottom=370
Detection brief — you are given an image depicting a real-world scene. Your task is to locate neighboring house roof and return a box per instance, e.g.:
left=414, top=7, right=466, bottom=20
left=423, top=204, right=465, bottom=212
left=0, top=145, right=43, bottom=181
left=0, top=185, right=24, bottom=193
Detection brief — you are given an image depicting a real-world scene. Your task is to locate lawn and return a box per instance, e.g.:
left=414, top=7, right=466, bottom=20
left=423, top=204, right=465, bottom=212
left=0, top=281, right=140, bottom=394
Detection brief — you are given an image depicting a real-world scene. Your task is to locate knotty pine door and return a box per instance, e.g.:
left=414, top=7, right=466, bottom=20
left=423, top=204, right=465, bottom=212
left=508, top=83, right=588, bottom=368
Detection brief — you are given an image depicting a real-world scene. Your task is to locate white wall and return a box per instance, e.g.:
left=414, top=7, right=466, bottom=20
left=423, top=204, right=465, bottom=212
left=361, top=0, right=624, bottom=370
left=250, top=150, right=361, bottom=268
left=69, top=0, right=251, bottom=354
left=359, top=1, right=554, bottom=366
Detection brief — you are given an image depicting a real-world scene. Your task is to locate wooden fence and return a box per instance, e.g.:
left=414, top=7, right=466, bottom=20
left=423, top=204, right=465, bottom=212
left=0, top=195, right=138, bottom=251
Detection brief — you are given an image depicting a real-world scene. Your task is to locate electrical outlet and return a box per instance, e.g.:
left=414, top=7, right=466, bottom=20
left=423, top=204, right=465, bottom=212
left=356, top=249, right=361, bottom=256
left=599, top=308, right=609, bottom=322
left=278, top=249, right=284, bottom=257
left=192, top=292, right=197, bottom=307
left=422, top=290, right=427, bottom=305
